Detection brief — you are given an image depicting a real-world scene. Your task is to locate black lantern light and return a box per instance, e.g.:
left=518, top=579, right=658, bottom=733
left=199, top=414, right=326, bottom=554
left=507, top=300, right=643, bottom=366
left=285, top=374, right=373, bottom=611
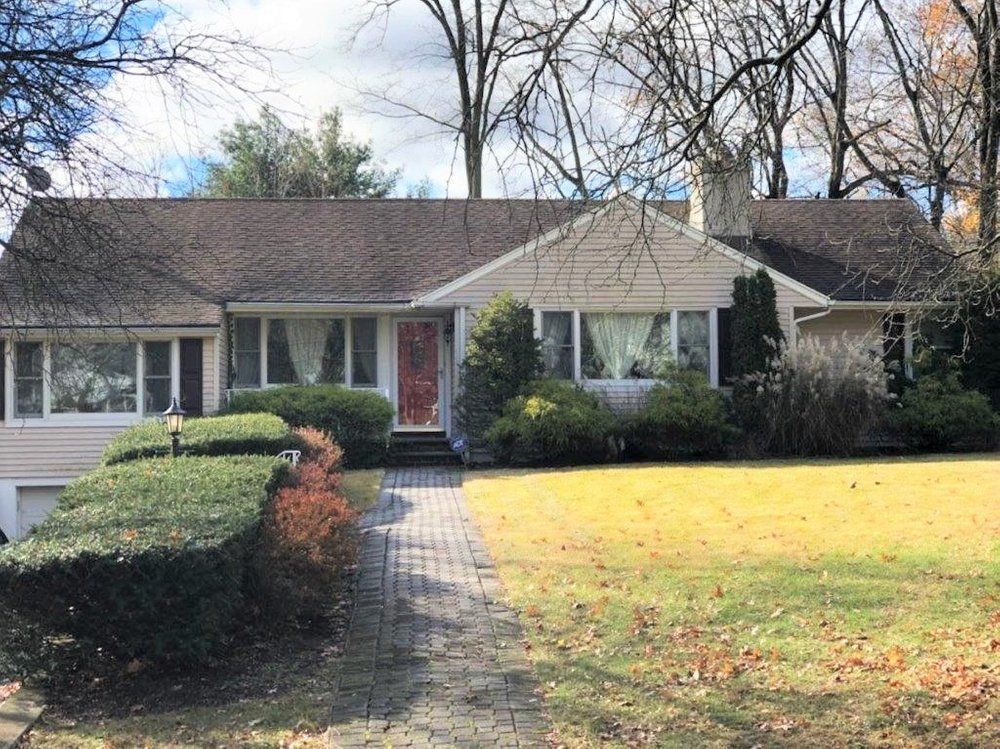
left=163, top=397, right=186, bottom=457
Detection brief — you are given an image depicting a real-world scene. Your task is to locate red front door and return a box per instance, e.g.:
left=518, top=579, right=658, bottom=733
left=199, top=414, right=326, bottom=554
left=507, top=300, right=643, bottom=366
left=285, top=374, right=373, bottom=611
left=397, top=321, right=440, bottom=427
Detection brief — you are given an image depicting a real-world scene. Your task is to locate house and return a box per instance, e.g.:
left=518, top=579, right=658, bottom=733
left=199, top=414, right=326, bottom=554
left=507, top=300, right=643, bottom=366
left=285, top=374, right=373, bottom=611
left=0, top=170, right=953, bottom=539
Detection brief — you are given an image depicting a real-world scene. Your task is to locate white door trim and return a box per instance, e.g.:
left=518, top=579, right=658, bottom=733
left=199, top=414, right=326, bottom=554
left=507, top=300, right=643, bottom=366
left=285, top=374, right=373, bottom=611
left=392, top=317, right=446, bottom=432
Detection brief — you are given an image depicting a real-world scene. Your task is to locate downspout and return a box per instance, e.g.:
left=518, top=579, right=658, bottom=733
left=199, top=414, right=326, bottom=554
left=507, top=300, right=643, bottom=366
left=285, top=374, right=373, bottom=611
left=791, top=306, right=833, bottom=345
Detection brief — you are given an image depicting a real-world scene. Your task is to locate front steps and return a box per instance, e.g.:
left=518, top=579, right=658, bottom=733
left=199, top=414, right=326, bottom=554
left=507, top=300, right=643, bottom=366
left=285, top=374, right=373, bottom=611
left=387, top=431, right=463, bottom=467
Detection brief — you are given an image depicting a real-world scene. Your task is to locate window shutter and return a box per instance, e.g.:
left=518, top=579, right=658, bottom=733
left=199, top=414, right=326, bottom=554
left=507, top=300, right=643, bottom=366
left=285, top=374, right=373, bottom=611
left=0, top=339, right=5, bottom=420
left=179, top=338, right=204, bottom=416
left=716, top=307, right=733, bottom=384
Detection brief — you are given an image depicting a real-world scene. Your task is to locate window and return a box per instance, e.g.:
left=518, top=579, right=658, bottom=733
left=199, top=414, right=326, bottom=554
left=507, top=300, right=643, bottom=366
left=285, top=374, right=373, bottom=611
left=13, top=342, right=43, bottom=418
left=917, top=318, right=961, bottom=354
left=144, top=341, right=172, bottom=413
left=267, top=318, right=345, bottom=385
left=233, top=318, right=261, bottom=388
left=351, top=318, right=378, bottom=387
left=50, top=342, right=137, bottom=414
left=541, top=312, right=574, bottom=379
left=676, top=311, right=710, bottom=375
left=581, top=313, right=671, bottom=380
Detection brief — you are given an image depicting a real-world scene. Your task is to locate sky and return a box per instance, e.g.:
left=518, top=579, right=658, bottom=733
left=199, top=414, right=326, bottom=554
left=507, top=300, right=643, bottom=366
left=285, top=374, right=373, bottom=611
left=113, top=0, right=498, bottom=198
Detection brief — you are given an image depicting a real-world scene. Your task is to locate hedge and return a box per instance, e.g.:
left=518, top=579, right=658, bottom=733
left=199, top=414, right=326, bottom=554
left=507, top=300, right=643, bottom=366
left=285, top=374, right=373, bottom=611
left=102, top=412, right=299, bottom=466
left=486, top=379, right=615, bottom=465
left=0, top=456, right=289, bottom=671
left=226, top=386, right=394, bottom=468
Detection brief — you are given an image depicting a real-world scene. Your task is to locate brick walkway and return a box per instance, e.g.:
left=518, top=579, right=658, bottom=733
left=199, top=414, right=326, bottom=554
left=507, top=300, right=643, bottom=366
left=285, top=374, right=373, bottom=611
left=328, top=468, right=548, bottom=748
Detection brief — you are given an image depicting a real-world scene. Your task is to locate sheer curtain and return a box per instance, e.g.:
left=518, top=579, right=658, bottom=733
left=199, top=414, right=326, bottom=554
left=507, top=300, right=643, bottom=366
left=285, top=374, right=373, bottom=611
left=285, top=319, right=329, bottom=385
left=584, top=313, right=655, bottom=379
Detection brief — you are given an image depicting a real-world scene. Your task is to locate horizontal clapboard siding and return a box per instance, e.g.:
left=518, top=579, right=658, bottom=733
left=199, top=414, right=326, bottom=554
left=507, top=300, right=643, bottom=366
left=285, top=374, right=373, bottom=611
left=438, top=202, right=818, bottom=338
left=0, top=424, right=131, bottom=479
left=202, top=335, right=219, bottom=414
left=798, top=309, right=885, bottom=348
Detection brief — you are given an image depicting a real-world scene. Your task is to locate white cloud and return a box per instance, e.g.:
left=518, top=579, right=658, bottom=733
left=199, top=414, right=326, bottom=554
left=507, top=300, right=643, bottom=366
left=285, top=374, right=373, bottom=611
left=96, top=0, right=506, bottom=197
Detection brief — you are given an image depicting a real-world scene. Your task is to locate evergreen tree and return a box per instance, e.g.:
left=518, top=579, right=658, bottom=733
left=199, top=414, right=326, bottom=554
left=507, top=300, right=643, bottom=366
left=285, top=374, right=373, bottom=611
left=731, top=268, right=785, bottom=377
left=456, top=292, right=542, bottom=439
left=199, top=108, right=398, bottom=198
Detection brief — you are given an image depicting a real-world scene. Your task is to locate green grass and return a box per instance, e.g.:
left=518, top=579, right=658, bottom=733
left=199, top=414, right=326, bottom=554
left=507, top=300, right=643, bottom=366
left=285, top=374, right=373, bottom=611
left=464, top=455, right=1000, bottom=748
left=340, top=468, right=384, bottom=512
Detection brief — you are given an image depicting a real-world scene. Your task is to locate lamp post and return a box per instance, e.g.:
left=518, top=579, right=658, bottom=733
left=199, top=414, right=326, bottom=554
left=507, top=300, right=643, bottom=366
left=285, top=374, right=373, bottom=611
left=163, top=398, right=186, bottom=458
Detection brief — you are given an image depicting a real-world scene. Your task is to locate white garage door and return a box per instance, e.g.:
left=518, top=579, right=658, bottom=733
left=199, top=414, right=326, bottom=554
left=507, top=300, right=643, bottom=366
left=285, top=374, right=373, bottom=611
left=17, top=486, right=62, bottom=539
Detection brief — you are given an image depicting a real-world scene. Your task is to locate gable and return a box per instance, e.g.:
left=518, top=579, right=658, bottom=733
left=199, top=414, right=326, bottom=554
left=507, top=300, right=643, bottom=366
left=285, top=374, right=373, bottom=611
left=423, top=199, right=827, bottom=313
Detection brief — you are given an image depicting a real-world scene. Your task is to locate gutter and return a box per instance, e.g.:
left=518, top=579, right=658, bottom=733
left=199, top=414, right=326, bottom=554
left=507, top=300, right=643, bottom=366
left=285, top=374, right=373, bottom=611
left=791, top=306, right=833, bottom=345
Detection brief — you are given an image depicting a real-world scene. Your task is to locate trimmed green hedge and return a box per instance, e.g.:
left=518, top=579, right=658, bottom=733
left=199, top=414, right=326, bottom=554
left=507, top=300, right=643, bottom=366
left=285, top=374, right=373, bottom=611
left=0, top=456, right=289, bottom=670
left=620, top=369, right=738, bottom=460
left=226, top=386, right=394, bottom=468
left=486, top=379, right=615, bottom=465
left=102, top=413, right=299, bottom=466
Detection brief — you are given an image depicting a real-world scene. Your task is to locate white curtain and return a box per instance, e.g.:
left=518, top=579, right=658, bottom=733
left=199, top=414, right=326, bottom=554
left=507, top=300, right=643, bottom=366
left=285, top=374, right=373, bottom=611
left=584, top=313, right=655, bottom=379
left=285, top=319, right=329, bottom=385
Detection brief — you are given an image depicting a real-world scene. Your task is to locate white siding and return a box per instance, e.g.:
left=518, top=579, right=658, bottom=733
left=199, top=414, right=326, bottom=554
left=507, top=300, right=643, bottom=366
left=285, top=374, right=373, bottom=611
left=0, top=423, right=132, bottom=479
left=435, top=202, right=819, bottom=339
left=202, top=335, right=219, bottom=413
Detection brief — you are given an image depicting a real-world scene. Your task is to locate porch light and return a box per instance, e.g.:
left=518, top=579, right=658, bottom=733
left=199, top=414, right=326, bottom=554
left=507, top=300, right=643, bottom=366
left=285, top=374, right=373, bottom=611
left=163, top=398, right=186, bottom=457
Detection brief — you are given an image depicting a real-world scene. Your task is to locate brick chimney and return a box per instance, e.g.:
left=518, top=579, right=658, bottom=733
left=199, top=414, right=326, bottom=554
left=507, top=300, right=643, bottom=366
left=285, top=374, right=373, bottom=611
left=688, top=151, right=752, bottom=241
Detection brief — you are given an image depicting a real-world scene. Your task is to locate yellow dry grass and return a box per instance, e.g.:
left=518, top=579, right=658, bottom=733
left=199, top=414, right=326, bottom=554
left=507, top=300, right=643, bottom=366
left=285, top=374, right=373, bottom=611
left=464, top=455, right=1000, bottom=747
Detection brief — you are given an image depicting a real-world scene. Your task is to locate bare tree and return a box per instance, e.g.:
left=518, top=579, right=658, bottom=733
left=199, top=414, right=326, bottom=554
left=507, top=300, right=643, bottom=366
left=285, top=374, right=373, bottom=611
left=353, top=0, right=596, bottom=198
left=0, top=0, right=267, bottom=327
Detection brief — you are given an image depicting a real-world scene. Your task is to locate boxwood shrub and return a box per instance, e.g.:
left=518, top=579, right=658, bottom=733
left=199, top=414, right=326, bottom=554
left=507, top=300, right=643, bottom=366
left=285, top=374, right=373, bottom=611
left=226, top=386, right=394, bottom=468
left=620, top=368, right=737, bottom=460
left=486, top=379, right=615, bottom=465
left=893, top=371, right=999, bottom=451
left=0, top=456, right=289, bottom=672
left=102, top=412, right=299, bottom=466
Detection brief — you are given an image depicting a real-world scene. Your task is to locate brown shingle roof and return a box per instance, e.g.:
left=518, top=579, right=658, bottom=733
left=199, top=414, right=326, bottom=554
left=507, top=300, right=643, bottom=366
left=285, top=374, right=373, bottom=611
left=0, top=196, right=951, bottom=328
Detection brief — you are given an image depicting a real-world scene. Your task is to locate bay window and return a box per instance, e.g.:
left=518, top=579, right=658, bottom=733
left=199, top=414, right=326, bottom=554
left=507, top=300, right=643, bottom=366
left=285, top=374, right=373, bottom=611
left=540, top=312, right=574, bottom=379
left=676, top=311, right=711, bottom=375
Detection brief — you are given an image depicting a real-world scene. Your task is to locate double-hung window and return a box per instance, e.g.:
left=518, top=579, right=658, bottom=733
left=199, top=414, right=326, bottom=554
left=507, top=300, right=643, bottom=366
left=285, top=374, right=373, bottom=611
left=351, top=318, right=378, bottom=388
left=144, top=342, right=172, bottom=413
left=233, top=318, right=262, bottom=388
left=13, top=342, right=44, bottom=418
left=676, top=311, right=711, bottom=375
left=540, top=312, right=574, bottom=379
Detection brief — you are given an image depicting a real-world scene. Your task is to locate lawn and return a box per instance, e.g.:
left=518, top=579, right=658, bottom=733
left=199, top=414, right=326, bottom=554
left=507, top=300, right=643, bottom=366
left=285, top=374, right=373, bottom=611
left=21, top=468, right=384, bottom=749
left=464, top=455, right=1000, bottom=748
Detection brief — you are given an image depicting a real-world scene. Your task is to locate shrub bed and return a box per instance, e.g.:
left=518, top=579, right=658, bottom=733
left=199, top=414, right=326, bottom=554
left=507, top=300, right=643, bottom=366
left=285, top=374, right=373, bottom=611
left=894, top=371, right=998, bottom=451
left=226, top=386, right=394, bottom=468
left=255, top=428, right=359, bottom=622
left=0, top=457, right=289, bottom=673
left=740, top=336, right=892, bottom=456
left=486, top=380, right=615, bottom=465
left=620, top=368, right=737, bottom=460
left=102, top=413, right=299, bottom=466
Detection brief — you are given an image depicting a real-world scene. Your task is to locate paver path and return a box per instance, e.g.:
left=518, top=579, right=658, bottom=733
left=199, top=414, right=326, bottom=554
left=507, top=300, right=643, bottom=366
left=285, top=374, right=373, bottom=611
left=329, top=468, right=548, bottom=748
